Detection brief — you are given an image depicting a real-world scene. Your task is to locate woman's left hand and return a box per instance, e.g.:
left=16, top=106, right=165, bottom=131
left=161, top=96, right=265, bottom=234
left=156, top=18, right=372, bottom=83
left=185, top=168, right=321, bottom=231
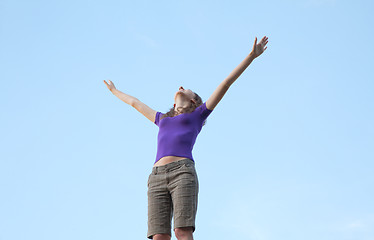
left=251, top=36, right=268, bottom=58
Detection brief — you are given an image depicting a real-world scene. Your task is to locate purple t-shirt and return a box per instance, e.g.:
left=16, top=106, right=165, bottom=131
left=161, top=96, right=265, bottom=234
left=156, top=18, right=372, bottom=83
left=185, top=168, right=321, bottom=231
left=154, top=102, right=213, bottom=163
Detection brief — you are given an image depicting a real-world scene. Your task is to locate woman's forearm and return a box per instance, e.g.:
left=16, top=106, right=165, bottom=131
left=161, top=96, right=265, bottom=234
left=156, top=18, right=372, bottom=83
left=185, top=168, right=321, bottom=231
left=111, top=89, right=138, bottom=106
left=224, top=52, right=256, bottom=87
left=205, top=36, right=268, bottom=110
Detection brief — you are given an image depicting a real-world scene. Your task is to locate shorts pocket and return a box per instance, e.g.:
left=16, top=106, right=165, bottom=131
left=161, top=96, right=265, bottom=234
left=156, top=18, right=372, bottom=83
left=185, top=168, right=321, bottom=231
left=182, top=162, right=196, bottom=175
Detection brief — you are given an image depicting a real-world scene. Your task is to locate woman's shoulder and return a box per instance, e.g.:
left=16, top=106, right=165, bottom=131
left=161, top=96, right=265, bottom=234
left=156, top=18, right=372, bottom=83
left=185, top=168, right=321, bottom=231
left=195, top=102, right=211, bottom=112
left=154, top=111, right=165, bottom=126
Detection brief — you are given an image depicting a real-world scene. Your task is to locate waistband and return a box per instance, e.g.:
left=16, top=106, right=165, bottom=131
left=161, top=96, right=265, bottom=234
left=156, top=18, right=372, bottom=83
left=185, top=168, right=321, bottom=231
left=151, top=158, right=194, bottom=174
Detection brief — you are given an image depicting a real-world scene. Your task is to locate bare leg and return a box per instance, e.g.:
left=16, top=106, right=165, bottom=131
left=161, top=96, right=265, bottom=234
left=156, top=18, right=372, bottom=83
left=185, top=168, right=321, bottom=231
left=174, top=227, right=194, bottom=240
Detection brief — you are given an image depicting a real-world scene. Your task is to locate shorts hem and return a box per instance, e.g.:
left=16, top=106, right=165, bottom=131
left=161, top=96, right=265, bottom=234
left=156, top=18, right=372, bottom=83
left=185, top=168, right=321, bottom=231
left=147, top=231, right=172, bottom=239
left=173, top=225, right=196, bottom=232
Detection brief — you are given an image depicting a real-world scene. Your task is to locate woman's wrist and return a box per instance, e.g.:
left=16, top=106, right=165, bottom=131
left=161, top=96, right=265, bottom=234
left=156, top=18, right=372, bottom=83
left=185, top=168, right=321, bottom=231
left=249, top=51, right=256, bottom=60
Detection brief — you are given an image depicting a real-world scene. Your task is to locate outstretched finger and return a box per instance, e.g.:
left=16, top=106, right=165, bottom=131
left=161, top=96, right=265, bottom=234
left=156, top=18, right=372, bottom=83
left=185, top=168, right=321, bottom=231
left=253, top=37, right=257, bottom=50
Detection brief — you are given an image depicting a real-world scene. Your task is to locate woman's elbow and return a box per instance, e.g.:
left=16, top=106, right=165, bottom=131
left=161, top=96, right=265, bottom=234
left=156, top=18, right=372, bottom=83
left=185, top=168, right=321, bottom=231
left=130, top=98, right=139, bottom=107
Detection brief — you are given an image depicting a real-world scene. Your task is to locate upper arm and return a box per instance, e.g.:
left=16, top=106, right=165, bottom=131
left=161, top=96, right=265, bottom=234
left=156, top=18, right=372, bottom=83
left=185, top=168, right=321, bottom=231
left=206, top=81, right=230, bottom=111
left=131, top=99, right=158, bottom=123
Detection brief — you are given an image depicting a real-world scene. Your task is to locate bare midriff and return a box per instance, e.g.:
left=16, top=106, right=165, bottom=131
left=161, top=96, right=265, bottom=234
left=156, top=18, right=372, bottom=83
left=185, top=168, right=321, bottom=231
left=153, top=156, right=189, bottom=167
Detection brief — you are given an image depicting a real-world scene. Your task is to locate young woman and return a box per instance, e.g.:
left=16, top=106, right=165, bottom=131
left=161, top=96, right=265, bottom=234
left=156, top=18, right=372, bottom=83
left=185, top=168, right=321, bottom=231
left=104, top=36, right=268, bottom=240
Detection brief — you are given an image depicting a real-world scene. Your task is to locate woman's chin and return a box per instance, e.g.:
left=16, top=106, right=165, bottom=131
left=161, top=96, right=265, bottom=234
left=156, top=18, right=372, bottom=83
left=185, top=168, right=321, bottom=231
left=175, top=92, right=186, bottom=100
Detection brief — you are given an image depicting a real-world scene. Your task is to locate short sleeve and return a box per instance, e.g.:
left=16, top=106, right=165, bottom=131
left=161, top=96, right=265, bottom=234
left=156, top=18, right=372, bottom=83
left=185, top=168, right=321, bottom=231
left=198, top=102, right=213, bottom=121
left=154, top=112, right=163, bottom=126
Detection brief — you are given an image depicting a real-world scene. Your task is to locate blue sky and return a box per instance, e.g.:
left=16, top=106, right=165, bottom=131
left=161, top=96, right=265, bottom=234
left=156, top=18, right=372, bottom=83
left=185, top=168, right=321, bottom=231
left=1, top=0, right=373, bottom=239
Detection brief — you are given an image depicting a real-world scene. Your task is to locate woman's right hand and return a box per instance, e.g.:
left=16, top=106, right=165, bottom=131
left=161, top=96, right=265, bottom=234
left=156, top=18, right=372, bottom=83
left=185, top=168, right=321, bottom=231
left=103, top=79, right=117, bottom=92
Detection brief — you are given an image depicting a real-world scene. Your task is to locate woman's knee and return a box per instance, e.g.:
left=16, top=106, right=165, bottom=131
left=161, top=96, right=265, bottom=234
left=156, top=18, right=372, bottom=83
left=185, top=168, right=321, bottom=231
left=153, top=233, right=171, bottom=240
left=174, top=227, right=193, bottom=239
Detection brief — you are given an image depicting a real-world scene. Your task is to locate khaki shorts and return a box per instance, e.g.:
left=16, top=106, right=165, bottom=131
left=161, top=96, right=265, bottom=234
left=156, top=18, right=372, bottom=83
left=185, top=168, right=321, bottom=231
left=147, top=158, right=199, bottom=239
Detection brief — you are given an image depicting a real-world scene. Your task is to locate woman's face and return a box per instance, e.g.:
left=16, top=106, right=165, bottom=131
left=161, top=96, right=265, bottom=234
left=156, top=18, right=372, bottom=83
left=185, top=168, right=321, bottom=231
left=174, top=86, right=195, bottom=102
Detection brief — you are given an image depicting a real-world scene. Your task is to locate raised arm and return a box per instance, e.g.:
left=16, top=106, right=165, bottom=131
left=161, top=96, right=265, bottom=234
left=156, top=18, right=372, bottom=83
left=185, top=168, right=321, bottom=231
left=206, top=36, right=268, bottom=110
left=103, top=80, right=157, bottom=123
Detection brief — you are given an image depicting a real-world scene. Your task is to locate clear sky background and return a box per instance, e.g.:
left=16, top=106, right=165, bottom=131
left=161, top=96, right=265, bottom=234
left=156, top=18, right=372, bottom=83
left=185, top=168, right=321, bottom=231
left=1, top=0, right=373, bottom=239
